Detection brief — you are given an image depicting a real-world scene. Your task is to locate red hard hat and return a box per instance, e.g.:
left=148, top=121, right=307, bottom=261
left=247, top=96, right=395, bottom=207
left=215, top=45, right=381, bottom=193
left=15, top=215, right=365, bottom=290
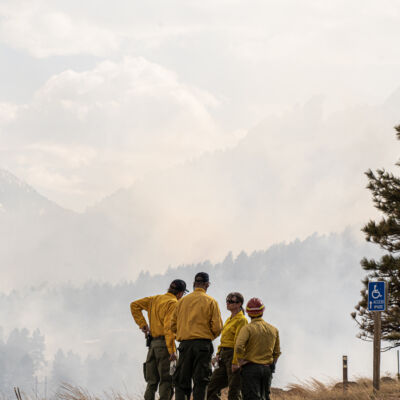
left=246, top=297, right=265, bottom=317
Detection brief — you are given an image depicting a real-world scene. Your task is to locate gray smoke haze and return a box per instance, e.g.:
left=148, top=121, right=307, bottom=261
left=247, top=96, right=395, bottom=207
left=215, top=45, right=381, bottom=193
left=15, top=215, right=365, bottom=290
left=0, top=230, right=397, bottom=396
left=1, top=0, right=400, bottom=212
left=1, top=92, right=400, bottom=291
left=1, top=1, right=400, bottom=396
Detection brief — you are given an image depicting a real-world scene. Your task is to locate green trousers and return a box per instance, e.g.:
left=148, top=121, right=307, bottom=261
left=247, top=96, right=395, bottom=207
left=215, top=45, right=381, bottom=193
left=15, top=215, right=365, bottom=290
left=207, top=348, right=242, bottom=400
left=143, top=338, right=172, bottom=400
left=240, top=363, right=273, bottom=400
left=173, top=339, right=213, bottom=400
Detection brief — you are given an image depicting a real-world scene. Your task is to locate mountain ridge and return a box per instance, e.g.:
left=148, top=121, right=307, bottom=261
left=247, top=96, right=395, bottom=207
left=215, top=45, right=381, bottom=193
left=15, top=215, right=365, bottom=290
left=0, top=168, right=70, bottom=216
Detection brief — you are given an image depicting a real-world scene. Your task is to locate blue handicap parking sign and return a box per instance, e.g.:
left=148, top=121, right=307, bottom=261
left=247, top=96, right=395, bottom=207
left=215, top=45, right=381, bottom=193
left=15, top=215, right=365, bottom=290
left=368, top=281, right=387, bottom=311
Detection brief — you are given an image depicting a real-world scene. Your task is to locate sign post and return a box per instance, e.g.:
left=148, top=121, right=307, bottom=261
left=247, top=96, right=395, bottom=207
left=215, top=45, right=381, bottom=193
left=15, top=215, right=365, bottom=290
left=342, top=355, right=348, bottom=392
left=368, top=281, right=387, bottom=392
left=373, top=311, right=381, bottom=391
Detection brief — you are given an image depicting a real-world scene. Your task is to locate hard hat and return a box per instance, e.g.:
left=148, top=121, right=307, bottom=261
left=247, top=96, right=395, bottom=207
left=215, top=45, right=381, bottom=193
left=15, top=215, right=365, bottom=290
left=246, top=297, right=265, bottom=317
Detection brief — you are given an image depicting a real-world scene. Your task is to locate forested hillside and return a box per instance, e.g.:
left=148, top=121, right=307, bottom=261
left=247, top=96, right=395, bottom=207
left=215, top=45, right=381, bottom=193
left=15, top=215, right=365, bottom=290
left=0, top=231, right=385, bottom=395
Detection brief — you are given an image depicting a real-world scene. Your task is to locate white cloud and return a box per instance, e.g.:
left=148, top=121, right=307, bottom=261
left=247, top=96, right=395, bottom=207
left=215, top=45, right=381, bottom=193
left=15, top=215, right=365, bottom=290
left=27, top=144, right=97, bottom=168
left=0, top=57, right=235, bottom=210
left=0, top=1, right=120, bottom=57
left=0, top=102, right=18, bottom=125
left=1, top=0, right=400, bottom=66
left=1, top=0, right=400, bottom=130
left=1, top=0, right=400, bottom=216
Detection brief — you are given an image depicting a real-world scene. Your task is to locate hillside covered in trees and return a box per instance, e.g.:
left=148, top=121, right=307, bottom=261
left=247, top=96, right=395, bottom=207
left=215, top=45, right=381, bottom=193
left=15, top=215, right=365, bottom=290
left=0, top=230, right=389, bottom=396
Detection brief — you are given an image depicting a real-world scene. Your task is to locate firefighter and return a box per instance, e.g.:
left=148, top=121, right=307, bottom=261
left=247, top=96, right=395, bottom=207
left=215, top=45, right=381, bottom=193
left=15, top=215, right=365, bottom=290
left=234, top=298, right=281, bottom=400
left=130, top=279, right=188, bottom=400
left=207, top=292, right=248, bottom=400
left=171, top=272, right=223, bottom=400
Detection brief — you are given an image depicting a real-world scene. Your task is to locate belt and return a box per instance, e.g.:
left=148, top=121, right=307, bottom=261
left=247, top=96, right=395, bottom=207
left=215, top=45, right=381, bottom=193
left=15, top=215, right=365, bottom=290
left=152, top=336, right=165, bottom=340
left=242, top=361, right=273, bottom=368
left=220, top=347, right=234, bottom=351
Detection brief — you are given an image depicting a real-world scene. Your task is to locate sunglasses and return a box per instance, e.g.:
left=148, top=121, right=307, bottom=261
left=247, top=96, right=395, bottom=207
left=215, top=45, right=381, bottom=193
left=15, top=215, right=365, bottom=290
left=226, top=299, right=239, bottom=304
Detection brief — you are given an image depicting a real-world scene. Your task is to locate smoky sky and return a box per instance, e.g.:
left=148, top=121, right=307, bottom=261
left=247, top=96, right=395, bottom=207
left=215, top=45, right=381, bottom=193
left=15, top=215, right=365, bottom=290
left=1, top=1, right=400, bottom=395
left=1, top=0, right=400, bottom=212
left=1, top=1, right=400, bottom=280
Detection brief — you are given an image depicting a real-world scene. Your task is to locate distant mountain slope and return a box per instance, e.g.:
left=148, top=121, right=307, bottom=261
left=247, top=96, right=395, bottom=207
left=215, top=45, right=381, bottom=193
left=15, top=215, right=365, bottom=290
left=1, top=89, right=399, bottom=289
left=0, top=169, right=63, bottom=215
left=0, top=170, right=130, bottom=290
left=0, top=169, right=74, bottom=288
left=89, top=94, right=399, bottom=273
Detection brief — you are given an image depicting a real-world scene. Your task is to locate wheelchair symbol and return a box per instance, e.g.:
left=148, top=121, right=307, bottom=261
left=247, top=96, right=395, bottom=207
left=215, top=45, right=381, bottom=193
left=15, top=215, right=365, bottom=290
left=371, top=285, right=382, bottom=300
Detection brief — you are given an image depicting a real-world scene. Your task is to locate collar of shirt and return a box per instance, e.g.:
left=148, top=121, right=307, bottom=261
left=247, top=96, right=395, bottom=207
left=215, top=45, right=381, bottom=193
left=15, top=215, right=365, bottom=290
left=165, top=292, right=177, bottom=299
left=250, top=317, right=263, bottom=323
left=194, top=288, right=206, bottom=293
left=227, top=310, right=245, bottom=322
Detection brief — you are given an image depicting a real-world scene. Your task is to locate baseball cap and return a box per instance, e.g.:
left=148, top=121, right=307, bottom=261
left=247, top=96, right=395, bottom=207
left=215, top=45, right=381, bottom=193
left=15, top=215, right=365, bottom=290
left=194, top=272, right=209, bottom=283
left=170, top=279, right=189, bottom=293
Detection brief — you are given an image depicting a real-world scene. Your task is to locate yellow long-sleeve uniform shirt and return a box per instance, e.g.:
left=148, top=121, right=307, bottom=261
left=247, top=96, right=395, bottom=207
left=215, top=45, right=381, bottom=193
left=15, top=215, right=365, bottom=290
left=130, top=292, right=178, bottom=354
left=171, top=288, right=223, bottom=341
left=217, top=310, right=248, bottom=365
left=234, top=317, right=281, bottom=365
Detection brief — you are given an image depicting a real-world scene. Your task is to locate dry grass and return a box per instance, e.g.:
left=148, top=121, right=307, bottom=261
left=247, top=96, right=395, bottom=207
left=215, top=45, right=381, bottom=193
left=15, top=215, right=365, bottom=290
left=267, top=377, right=400, bottom=400
left=53, top=378, right=400, bottom=400
left=55, top=384, right=143, bottom=400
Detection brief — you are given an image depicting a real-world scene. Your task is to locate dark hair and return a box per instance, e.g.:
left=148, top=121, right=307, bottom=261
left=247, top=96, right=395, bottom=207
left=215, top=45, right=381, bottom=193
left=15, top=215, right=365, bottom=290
left=168, top=287, right=180, bottom=295
left=193, top=280, right=209, bottom=289
left=194, top=272, right=209, bottom=283
left=226, top=292, right=245, bottom=314
left=193, top=272, right=210, bottom=289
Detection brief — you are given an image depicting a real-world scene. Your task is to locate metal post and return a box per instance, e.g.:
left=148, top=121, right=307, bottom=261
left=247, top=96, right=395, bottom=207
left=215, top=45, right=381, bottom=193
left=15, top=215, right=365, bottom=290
left=373, top=311, right=381, bottom=391
left=342, top=355, right=348, bottom=392
left=397, top=350, right=399, bottom=381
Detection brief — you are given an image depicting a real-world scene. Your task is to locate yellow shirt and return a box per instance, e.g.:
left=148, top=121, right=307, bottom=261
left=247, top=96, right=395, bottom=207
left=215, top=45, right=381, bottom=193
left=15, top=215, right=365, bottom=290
left=234, top=317, right=281, bottom=365
left=130, top=292, right=178, bottom=354
left=171, top=288, right=223, bottom=341
left=218, top=311, right=248, bottom=365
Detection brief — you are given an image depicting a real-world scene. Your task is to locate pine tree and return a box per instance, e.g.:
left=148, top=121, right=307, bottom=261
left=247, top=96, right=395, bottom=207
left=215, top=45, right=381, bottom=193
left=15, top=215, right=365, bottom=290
left=352, top=125, right=400, bottom=350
